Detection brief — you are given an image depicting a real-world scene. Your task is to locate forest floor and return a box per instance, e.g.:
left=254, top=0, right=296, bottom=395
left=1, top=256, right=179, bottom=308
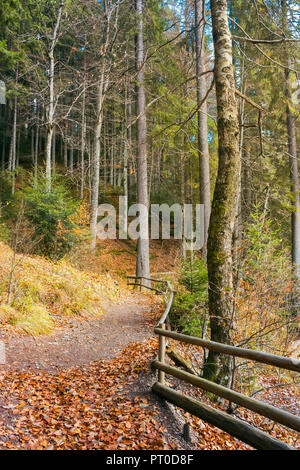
left=0, top=238, right=250, bottom=450
left=0, top=290, right=252, bottom=450
left=0, top=239, right=298, bottom=450
left=0, top=295, right=159, bottom=372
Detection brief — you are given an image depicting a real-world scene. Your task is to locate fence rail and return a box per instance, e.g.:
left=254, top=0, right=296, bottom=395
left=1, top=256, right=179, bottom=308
left=154, top=327, right=300, bottom=373
left=127, top=275, right=300, bottom=450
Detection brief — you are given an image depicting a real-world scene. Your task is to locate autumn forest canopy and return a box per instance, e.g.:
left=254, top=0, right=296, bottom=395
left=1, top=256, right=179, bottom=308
left=0, top=0, right=299, bottom=452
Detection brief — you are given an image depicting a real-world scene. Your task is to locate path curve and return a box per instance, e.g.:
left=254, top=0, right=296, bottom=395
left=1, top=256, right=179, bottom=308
left=1, top=296, right=161, bottom=373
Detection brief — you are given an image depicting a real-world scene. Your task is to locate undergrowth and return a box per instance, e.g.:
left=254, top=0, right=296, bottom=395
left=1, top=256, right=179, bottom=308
left=170, top=255, right=208, bottom=337
left=0, top=241, right=125, bottom=335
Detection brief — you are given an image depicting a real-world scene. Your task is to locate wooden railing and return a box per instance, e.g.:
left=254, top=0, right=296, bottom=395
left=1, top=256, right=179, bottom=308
left=127, top=275, right=300, bottom=450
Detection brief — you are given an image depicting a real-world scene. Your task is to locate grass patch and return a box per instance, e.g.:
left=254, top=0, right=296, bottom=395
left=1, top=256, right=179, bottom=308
left=0, top=303, right=53, bottom=335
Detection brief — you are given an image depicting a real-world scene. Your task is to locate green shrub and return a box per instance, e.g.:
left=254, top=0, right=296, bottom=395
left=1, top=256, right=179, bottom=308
left=22, top=176, right=82, bottom=260
left=170, top=256, right=209, bottom=337
left=0, top=170, right=22, bottom=225
left=1, top=171, right=87, bottom=260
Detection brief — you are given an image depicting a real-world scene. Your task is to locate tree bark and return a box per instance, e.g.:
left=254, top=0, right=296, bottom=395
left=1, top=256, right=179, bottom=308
left=52, top=125, right=56, bottom=175
left=195, top=0, right=211, bottom=254
left=135, top=0, right=150, bottom=285
left=69, top=133, right=73, bottom=176
left=10, top=95, right=17, bottom=174
left=286, top=87, right=300, bottom=279
left=45, top=1, right=64, bottom=191
left=282, top=0, right=300, bottom=281
left=121, top=83, right=130, bottom=236
left=34, top=106, right=39, bottom=186
left=9, top=76, right=18, bottom=195
left=127, top=92, right=133, bottom=199
left=90, top=65, right=107, bottom=249
left=203, top=0, right=240, bottom=385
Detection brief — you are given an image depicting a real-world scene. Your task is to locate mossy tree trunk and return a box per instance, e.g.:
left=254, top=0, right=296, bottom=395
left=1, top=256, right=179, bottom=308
left=202, top=0, right=240, bottom=386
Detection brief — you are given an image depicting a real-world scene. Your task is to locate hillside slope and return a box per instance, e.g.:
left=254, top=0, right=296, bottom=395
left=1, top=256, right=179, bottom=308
left=0, top=242, right=126, bottom=335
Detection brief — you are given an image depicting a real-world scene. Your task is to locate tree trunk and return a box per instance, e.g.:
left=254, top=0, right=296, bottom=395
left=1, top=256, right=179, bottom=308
left=286, top=80, right=300, bottom=280
left=69, top=136, right=73, bottom=176
left=10, top=95, right=17, bottom=173
left=9, top=66, right=18, bottom=183
left=203, top=0, right=240, bottom=386
left=1, top=128, right=6, bottom=170
left=90, top=65, right=107, bottom=249
left=10, top=89, right=18, bottom=195
left=195, top=0, right=211, bottom=254
left=103, top=120, right=107, bottom=195
left=31, top=124, right=35, bottom=165
left=45, top=1, right=64, bottom=191
left=45, top=48, right=55, bottom=188
left=233, top=69, right=246, bottom=268
left=127, top=91, right=133, bottom=199
left=34, top=107, right=39, bottom=186
left=64, top=121, right=68, bottom=167
left=282, top=0, right=300, bottom=281
left=121, top=84, right=130, bottom=237
left=135, top=0, right=150, bottom=285
left=80, top=52, right=87, bottom=199
left=52, top=125, right=56, bottom=175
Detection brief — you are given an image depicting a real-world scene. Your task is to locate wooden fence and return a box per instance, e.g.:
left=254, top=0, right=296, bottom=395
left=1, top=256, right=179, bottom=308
left=127, top=275, right=300, bottom=450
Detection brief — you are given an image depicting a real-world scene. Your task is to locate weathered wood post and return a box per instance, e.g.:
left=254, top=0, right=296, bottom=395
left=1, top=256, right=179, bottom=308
left=158, top=323, right=166, bottom=385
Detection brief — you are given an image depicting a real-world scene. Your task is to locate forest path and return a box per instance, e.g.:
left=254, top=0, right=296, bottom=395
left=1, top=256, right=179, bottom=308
left=0, top=295, right=161, bottom=373
left=0, top=295, right=199, bottom=450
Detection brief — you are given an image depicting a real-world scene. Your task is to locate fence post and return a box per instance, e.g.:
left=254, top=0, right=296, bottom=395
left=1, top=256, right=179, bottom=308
left=158, top=323, right=166, bottom=385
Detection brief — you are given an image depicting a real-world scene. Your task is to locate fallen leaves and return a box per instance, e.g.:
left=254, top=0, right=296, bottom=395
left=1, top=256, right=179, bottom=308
left=1, top=332, right=297, bottom=451
left=0, top=339, right=173, bottom=450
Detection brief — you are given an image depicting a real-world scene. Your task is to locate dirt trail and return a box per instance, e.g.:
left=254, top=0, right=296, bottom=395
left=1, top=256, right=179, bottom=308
left=0, top=294, right=199, bottom=450
left=0, top=296, right=160, bottom=373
